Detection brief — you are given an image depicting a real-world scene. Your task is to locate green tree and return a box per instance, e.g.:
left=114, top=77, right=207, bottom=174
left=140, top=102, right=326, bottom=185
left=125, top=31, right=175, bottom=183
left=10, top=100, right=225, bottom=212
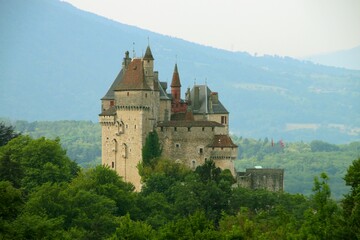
left=142, top=131, right=162, bottom=167
left=342, top=158, right=360, bottom=238
left=0, top=136, right=79, bottom=192
left=109, top=214, right=155, bottom=240
left=70, top=165, right=136, bottom=217
left=0, top=181, right=24, bottom=238
left=13, top=181, right=119, bottom=240
left=0, top=122, right=20, bottom=147
left=299, top=173, right=342, bottom=239
left=158, top=211, right=221, bottom=240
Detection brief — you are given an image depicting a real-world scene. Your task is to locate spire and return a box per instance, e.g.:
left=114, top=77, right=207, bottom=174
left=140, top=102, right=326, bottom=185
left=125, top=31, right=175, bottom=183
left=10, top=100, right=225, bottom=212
left=143, top=45, right=154, bottom=60
left=171, top=64, right=181, bottom=87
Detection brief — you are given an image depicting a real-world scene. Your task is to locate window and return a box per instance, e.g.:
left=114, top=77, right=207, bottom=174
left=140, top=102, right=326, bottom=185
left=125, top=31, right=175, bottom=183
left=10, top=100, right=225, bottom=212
left=199, top=148, right=203, bottom=154
left=188, top=127, right=191, bottom=132
left=134, top=125, right=136, bottom=129
left=145, top=93, right=147, bottom=98
left=111, top=162, right=114, bottom=168
left=110, top=100, right=114, bottom=106
left=160, top=127, right=164, bottom=132
left=174, top=127, right=177, bottom=132
left=127, top=92, right=129, bottom=96
left=175, top=143, right=180, bottom=148
left=212, top=127, right=215, bottom=132
left=202, top=127, right=205, bottom=131
left=221, top=116, right=227, bottom=124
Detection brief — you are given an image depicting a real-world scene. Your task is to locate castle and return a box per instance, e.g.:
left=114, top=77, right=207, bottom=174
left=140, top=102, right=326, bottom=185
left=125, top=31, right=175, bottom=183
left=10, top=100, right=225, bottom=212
left=99, top=45, right=238, bottom=190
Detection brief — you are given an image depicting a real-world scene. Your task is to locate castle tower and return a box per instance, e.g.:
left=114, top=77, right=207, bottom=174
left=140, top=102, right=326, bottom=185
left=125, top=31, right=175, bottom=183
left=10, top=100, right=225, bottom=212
left=170, top=64, right=187, bottom=113
left=99, top=55, right=159, bottom=191
left=171, top=64, right=181, bottom=102
left=143, top=46, right=155, bottom=90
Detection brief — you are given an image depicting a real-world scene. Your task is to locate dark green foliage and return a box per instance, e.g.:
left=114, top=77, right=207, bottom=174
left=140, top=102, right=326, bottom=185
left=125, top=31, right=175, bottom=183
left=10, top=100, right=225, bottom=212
left=0, top=122, right=20, bottom=147
left=110, top=214, right=155, bottom=240
left=0, top=135, right=79, bottom=192
left=142, top=131, right=162, bottom=167
left=310, top=140, right=340, bottom=152
left=1, top=131, right=359, bottom=239
left=299, top=173, right=344, bottom=239
left=342, top=158, right=360, bottom=238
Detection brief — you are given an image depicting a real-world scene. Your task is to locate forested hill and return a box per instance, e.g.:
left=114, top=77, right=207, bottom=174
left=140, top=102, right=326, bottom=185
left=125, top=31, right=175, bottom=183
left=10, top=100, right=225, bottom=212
left=1, top=0, right=360, bottom=143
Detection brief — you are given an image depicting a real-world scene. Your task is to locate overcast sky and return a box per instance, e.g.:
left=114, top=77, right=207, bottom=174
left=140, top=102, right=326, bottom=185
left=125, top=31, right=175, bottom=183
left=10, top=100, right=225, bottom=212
left=63, top=0, right=360, bottom=58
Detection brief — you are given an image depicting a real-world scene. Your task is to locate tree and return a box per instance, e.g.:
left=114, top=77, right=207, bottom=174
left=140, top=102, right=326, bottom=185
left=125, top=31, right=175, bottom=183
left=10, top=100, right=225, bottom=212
left=110, top=214, right=155, bottom=240
left=0, top=135, right=79, bottom=192
left=299, top=173, right=342, bottom=239
left=142, top=131, right=162, bottom=166
left=0, top=181, right=24, bottom=238
left=69, top=165, right=136, bottom=217
left=342, top=158, right=360, bottom=238
left=0, top=122, right=20, bottom=147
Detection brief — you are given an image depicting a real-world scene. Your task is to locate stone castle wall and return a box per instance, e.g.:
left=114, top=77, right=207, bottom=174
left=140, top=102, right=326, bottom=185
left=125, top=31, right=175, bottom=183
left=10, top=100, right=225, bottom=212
left=157, top=125, right=235, bottom=173
left=237, top=168, right=284, bottom=192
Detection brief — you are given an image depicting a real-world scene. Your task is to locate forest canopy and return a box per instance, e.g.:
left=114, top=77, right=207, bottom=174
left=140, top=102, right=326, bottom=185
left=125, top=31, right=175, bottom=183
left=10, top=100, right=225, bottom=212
left=0, top=121, right=359, bottom=238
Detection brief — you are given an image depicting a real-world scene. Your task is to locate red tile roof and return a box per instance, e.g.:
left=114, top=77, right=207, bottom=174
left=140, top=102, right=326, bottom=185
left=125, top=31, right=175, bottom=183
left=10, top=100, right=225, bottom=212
left=115, top=59, right=151, bottom=91
left=157, top=120, right=223, bottom=127
left=208, top=135, right=238, bottom=148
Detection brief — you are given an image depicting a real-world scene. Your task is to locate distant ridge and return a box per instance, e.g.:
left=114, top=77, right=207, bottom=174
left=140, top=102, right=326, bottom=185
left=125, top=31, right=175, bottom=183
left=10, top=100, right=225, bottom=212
left=0, top=0, right=359, bottom=143
left=306, top=45, right=360, bottom=70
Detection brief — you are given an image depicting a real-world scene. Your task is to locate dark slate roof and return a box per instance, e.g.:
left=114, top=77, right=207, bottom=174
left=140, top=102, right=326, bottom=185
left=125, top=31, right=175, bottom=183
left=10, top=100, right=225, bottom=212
left=99, top=106, right=116, bottom=116
left=101, top=69, right=124, bottom=100
left=157, top=120, right=223, bottom=127
left=190, top=85, right=228, bottom=114
left=171, top=64, right=181, bottom=87
left=115, top=59, right=151, bottom=91
left=208, top=135, right=238, bottom=148
left=143, top=46, right=154, bottom=60
left=160, top=81, right=167, bottom=91
left=159, top=81, right=170, bottom=100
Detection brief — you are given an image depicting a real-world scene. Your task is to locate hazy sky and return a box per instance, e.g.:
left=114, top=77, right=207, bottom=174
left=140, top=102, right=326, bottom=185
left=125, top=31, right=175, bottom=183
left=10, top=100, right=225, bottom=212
left=63, top=0, right=360, bottom=58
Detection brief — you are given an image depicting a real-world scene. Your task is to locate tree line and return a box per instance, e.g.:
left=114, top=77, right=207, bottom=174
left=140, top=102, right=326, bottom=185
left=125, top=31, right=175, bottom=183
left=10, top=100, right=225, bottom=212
left=1, top=119, right=359, bottom=198
left=1, top=122, right=359, bottom=239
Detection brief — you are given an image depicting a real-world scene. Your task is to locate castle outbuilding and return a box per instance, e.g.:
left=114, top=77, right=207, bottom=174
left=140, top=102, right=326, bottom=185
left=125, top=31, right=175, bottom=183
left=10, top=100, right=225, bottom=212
left=99, top=45, right=237, bottom=190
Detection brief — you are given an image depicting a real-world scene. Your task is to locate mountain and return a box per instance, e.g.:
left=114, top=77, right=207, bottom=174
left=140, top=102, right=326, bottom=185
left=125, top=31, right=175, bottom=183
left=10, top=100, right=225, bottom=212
left=306, top=45, right=360, bottom=70
left=1, top=0, right=359, bottom=143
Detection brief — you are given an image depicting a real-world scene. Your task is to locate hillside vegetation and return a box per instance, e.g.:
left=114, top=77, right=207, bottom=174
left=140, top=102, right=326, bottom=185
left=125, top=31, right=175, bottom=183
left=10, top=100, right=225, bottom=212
left=233, top=136, right=360, bottom=199
left=2, top=119, right=359, bottom=199
left=1, top=125, right=359, bottom=239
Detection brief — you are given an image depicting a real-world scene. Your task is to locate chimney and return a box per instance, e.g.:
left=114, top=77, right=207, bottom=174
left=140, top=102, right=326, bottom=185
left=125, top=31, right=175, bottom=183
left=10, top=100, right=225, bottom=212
left=211, top=92, right=219, bottom=104
left=122, top=51, right=131, bottom=69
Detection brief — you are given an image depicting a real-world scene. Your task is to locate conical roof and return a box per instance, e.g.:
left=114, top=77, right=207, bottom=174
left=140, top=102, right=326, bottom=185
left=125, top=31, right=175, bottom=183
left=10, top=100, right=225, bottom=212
left=171, top=64, right=181, bottom=87
left=143, top=46, right=154, bottom=60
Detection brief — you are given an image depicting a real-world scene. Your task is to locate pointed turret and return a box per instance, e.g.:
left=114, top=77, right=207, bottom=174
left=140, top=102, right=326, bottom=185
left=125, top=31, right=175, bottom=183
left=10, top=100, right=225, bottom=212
left=170, top=64, right=187, bottom=113
left=171, top=64, right=181, bottom=103
left=143, top=45, right=154, bottom=60
left=171, top=64, right=181, bottom=88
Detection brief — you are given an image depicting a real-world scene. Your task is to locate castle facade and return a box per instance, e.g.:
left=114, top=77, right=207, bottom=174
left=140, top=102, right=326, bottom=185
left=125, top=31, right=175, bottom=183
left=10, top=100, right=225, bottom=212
left=99, top=46, right=237, bottom=190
